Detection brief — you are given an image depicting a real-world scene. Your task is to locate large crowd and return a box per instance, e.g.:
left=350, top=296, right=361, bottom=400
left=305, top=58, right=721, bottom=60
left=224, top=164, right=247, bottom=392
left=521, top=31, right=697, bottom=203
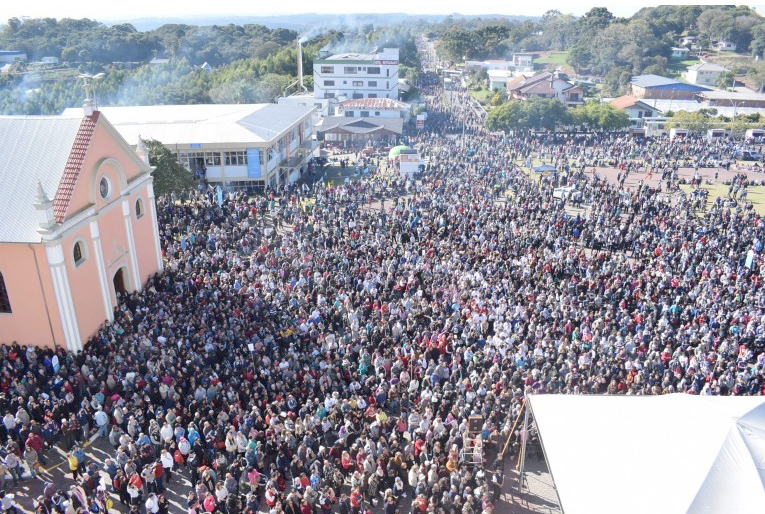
left=2, top=45, right=765, bottom=514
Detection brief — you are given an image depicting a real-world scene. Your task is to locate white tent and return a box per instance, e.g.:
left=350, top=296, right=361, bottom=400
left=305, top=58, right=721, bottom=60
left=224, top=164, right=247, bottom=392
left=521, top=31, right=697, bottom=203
left=526, top=394, right=765, bottom=514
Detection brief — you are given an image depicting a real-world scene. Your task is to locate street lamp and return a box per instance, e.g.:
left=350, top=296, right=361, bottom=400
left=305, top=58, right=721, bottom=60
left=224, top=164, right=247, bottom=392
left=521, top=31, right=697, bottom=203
left=730, top=100, right=745, bottom=120
left=79, top=72, right=106, bottom=110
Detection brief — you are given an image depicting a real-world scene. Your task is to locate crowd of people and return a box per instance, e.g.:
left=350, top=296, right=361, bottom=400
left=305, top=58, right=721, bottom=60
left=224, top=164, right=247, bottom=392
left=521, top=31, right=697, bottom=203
left=2, top=43, right=765, bottom=514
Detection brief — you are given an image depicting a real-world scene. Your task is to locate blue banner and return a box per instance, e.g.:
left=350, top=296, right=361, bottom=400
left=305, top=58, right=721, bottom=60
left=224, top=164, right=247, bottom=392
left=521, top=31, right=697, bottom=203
left=247, top=148, right=262, bottom=178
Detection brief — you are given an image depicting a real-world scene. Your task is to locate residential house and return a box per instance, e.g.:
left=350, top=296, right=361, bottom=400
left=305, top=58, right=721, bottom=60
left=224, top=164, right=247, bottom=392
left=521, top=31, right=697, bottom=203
left=511, top=53, right=534, bottom=72
left=684, top=62, right=727, bottom=86
left=487, top=70, right=514, bottom=91
left=716, top=40, right=737, bottom=52
left=671, top=47, right=690, bottom=60
left=628, top=75, right=710, bottom=100
left=506, top=72, right=584, bottom=107
left=608, top=96, right=662, bottom=131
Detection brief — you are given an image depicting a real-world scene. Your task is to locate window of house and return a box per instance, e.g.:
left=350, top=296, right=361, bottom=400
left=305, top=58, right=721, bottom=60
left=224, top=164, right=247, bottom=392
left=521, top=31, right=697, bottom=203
left=368, top=81, right=377, bottom=87
left=344, top=67, right=357, bottom=74
left=320, top=66, right=333, bottom=74
left=324, top=80, right=335, bottom=86
left=325, top=93, right=335, bottom=99
left=73, top=241, right=86, bottom=266
left=0, top=272, right=11, bottom=313
left=368, top=94, right=377, bottom=98
left=224, top=151, right=247, bottom=166
left=135, top=198, right=145, bottom=219
left=360, top=111, right=370, bottom=117
left=345, top=111, right=354, bottom=117
left=352, top=93, right=363, bottom=99
left=374, top=111, right=380, bottom=116
left=368, top=67, right=380, bottom=74
left=352, top=81, right=363, bottom=87
left=569, top=93, right=579, bottom=101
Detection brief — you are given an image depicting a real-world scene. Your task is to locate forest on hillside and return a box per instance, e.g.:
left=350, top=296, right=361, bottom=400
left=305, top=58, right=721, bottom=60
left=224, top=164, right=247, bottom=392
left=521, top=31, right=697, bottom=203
left=3, top=5, right=765, bottom=115
left=0, top=19, right=419, bottom=115
left=433, top=5, right=765, bottom=95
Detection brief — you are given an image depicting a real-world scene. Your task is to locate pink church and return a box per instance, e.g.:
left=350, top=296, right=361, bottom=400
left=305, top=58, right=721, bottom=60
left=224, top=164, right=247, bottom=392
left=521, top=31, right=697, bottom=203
left=0, top=106, right=163, bottom=352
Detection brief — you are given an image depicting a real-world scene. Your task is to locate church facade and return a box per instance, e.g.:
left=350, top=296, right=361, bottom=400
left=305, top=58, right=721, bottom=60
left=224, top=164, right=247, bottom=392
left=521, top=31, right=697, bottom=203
left=0, top=105, right=163, bottom=351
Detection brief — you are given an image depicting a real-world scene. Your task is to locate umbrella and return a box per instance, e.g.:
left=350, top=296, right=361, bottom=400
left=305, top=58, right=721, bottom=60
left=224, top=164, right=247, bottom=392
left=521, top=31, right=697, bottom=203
left=532, top=163, right=558, bottom=173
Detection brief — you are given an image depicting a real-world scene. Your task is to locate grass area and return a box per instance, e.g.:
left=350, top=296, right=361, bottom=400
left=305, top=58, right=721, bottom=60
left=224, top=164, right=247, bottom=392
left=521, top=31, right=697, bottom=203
left=534, top=52, right=569, bottom=65
left=666, top=59, right=700, bottom=73
left=680, top=183, right=765, bottom=215
left=470, top=89, right=494, bottom=105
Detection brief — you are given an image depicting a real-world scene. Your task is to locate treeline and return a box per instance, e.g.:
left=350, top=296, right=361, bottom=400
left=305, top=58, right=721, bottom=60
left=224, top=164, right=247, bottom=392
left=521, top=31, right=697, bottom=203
left=485, top=98, right=631, bottom=133
left=0, top=19, right=419, bottom=115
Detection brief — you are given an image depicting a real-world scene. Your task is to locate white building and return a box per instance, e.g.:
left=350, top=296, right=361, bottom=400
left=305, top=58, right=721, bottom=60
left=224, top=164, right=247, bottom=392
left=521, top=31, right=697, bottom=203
left=684, top=62, right=728, bottom=86
left=313, top=48, right=399, bottom=102
left=62, top=104, right=318, bottom=190
left=487, top=70, right=514, bottom=90
left=338, top=97, right=410, bottom=119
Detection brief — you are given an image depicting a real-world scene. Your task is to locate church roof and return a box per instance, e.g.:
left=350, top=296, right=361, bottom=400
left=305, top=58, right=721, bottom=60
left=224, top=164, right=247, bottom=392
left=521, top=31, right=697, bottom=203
left=0, top=114, right=96, bottom=243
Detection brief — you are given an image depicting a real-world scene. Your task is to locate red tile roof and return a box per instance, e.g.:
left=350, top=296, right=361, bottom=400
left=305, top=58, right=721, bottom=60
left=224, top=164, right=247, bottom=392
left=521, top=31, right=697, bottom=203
left=53, top=112, right=99, bottom=222
left=609, top=96, right=640, bottom=109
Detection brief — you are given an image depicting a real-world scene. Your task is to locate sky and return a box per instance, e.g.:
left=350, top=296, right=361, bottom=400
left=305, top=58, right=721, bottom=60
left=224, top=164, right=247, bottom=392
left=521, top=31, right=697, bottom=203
left=3, top=1, right=764, bottom=25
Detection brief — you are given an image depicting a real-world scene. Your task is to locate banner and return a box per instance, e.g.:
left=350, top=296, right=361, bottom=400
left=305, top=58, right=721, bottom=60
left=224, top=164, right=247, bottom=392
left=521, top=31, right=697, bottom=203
left=246, top=148, right=262, bottom=178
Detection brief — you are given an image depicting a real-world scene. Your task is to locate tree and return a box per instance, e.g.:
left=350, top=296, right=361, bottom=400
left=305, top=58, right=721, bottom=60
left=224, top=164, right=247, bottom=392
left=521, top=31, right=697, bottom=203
left=716, top=70, right=735, bottom=90
left=486, top=97, right=570, bottom=133
left=574, top=101, right=630, bottom=131
left=665, top=110, right=712, bottom=133
left=144, top=139, right=197, bottom=196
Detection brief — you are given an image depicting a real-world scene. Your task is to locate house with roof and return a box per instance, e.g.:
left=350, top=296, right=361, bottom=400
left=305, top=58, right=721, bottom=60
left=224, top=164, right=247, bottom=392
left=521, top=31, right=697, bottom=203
left=628, top=75, right=711, bottom=100
left=0, top=103, right=163, bottom=351
left=488, top=70, right=514, bottom=91
left=684, top=62, right=728, bottom=86
left=608, top=96, right=662, bottom=131
left=671, top=47, right=691, bottom=60
left=716, top=40, right=737, bottom=52
left=506, top=72, right=584, bottom=107
left=62, top=103, right=317, bottom=190
left=465, top=53, right=534, bottom=74
left=338, top=97, right=410, bottom=119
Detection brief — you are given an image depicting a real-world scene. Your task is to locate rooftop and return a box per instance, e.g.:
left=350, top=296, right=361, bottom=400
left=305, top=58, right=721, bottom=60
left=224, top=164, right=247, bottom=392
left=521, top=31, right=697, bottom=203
left=338, top=97, right=410, bottom=111
left=61, top=104, right=315, bottom=145
left=0, top=115, right=87, bottom=242
left=687, top=62, right=728, bottom=72
left=319, top=48, right=399, bottom=63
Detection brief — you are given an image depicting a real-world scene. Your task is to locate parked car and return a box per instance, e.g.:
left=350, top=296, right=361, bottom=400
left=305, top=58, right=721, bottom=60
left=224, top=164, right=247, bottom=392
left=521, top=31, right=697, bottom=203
left=732, top=150, right=763, bottom=161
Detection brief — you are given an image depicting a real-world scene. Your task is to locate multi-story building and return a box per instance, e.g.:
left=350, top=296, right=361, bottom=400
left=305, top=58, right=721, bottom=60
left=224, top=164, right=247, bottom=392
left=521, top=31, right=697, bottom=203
left=63, top=104, right=318, bottom=190
left=684, top=63, right=728, bottom=87
left=313, top=48, right=400, bottom=105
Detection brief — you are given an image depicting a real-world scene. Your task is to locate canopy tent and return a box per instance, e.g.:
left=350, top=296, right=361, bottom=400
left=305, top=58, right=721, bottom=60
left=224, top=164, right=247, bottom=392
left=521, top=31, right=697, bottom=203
left=525, top=394, right=765, bottom=514
left=532, top=163, right=557, bottom=173
left=388, top=145, right=410, bottom=158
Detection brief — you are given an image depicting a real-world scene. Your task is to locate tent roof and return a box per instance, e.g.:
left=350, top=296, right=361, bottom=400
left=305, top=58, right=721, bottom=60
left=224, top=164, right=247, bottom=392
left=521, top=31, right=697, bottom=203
left=528, top=394, right=765, bottom=514
left=389, top=145, right=410, bottom=157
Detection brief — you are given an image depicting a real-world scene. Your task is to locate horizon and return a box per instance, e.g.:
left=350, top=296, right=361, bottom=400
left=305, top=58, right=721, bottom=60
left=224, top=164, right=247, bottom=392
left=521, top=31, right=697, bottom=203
left=4, top=1, right=762, bottom=26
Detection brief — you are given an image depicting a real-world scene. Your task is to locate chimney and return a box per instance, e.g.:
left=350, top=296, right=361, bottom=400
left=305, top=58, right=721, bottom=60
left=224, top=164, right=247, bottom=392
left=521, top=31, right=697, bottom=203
left=83, top=98, right=95, bottom=117
left=297, top=38, right=305, bottom=92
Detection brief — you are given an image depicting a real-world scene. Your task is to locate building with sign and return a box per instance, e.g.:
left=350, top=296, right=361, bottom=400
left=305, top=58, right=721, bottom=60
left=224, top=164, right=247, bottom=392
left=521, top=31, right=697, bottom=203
left=63, top=104, right=317, bottom=190
left=313, top=48, right=400, bottom=105
left=0, top=106, right=163, bottom=351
